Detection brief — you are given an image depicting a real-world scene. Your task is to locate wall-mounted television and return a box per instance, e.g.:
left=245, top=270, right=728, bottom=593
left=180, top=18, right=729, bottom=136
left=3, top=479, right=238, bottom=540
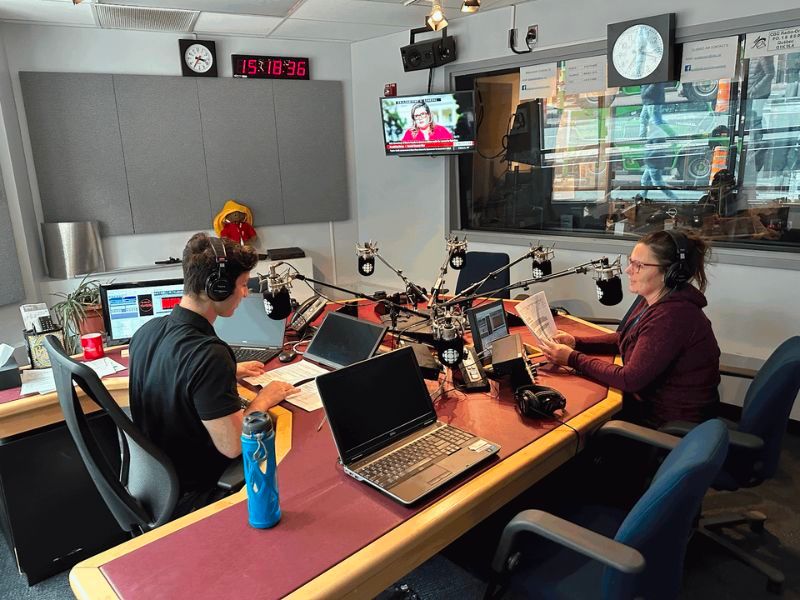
left=380, top=91, right=476, bottom=156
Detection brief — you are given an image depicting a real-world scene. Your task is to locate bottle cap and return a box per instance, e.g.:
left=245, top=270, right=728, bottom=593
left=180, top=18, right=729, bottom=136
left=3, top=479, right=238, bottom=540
left=242, top=411, right=274, bottom=436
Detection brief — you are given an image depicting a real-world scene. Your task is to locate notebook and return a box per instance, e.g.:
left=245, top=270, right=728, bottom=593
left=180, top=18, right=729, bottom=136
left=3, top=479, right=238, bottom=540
left=316, top=346, right=500, bottom=505
left=214, top=296, right=286, bottom=363
left=303, top=312, right=388, bottom=370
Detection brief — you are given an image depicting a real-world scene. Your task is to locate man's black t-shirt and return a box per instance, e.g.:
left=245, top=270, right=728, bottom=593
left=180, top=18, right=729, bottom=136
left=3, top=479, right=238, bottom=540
left=129, top=305, right=240, bottom=494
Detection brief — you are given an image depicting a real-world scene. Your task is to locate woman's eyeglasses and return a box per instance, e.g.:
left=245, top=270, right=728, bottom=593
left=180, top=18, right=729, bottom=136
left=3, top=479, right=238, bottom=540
left=626, top=255, right=661, bottom=274
left=412, top=112, right=430, bottom=121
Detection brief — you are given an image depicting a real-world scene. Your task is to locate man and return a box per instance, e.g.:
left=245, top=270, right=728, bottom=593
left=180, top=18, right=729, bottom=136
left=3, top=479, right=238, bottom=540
left=639, top=83, right=676, bottom=139
left=129, top=232, right=298, bottom=515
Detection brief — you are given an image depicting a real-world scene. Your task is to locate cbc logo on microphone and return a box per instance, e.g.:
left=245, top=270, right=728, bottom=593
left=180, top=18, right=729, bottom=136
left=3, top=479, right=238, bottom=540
left=596, top=286, right=604, bottom=301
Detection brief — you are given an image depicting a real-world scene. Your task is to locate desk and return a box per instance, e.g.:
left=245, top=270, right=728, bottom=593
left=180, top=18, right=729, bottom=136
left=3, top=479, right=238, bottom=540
left=69, top=307, right=622, bottom=599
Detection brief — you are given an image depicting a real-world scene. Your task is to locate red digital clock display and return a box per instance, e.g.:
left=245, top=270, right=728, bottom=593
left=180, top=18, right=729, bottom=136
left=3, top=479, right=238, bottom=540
left=232, top=54, right=310, bottom=80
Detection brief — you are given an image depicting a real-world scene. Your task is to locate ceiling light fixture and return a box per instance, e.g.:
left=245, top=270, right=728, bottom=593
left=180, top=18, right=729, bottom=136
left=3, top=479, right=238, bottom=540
left=427, top=3, right=448, bottom=32
left=461, top=0, right=480, bottom=13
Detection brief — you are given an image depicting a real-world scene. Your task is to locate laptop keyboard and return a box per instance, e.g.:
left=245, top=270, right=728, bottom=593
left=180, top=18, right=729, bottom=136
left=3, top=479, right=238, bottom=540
left=232, top=347, right=281, bottom=364
left=357, top=426, right=474, bottom=488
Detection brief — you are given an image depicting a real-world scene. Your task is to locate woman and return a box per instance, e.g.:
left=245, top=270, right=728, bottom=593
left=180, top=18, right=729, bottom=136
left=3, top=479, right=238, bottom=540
left=401, top=101, right=454, bottom=142
left=539, top=229, right=720, bottom=428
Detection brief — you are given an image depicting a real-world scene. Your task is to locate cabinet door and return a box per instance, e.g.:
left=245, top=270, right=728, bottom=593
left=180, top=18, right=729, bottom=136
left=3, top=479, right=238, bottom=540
left=198, top=78, right=284, bottom=226
left=114, top=75, right=211, bottom=234
left=273, top=80, right=349, bottom=224
left=20, top=72, right=133, bottom=236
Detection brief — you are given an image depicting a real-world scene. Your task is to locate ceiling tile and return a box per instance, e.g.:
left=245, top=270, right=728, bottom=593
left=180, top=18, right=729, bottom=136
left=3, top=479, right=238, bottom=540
left=270, top=18, right=407, bottom=42
left=0, top=0, right=96, bottom=26
left=194, top=12, right=284, bottom=36
left=100, top=0, right=300, bottom=18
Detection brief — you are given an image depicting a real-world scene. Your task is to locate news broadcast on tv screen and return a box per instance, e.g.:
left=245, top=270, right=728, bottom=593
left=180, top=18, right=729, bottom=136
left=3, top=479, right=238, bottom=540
left=380, top=91, right=476, bottom=156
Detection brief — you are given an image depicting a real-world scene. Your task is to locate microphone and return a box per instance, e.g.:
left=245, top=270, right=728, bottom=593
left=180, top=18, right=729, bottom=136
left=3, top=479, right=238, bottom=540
left=262, top=263, right=293, bottom=320
left=531, top=245, right=554, bottom=279
left=431, top=308, right=466, bottom=367
left=593, top=256, right=623, bottom=306
left=446, top=236, right=468, bottom=270
left=356, top=241, right=377, bottom=277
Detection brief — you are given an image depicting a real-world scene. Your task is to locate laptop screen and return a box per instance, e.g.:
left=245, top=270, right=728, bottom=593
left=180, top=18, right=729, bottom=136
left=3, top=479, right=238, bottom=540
left=316, top=347, right=436, bottom=464
left=101, top=278, right=184, bottom=344
left=467, top=299, right=509, bottom=355
left=304, top=312, right=387, bottom=369
left=214, top=296, right=286, bottom=347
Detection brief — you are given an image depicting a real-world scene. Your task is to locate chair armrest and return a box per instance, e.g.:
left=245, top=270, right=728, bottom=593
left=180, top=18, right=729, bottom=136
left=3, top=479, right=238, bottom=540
left=720, top=364, right=758, bottom=379
left=491, top=509, right=645, bottom=576
left=596, top=420, right=679, bottom=451
left=660, top=420, right=764, bottom=452
left=217, top=459, right=245, bottom=491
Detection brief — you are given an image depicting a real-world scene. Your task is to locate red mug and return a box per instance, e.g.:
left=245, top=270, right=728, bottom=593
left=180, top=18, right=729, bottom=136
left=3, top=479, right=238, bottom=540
left=80, top=333, right=105, bottom=360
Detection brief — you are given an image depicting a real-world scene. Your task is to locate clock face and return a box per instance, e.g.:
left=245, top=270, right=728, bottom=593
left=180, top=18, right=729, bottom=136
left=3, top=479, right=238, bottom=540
left=612, top=24, right=664, bottom=80
left=184, top=43, right=214, bottom=74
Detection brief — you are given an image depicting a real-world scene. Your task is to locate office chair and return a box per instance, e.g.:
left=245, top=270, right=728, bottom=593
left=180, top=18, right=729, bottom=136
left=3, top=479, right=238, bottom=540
left=44, top=335, right=180, bottom=535
left=486, top=419, right=729, bottom=600
left=455, top=252, right=511, bottom=299
left=661, top=336, right=800, bottom=594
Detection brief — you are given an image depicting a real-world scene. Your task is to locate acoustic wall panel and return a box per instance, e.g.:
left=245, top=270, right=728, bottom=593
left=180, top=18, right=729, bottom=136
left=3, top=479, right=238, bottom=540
left=114, top=75, right=211, bottom=234
left=20, top=72, right=133, bottom=236
left=0, top=166, right=24, bottom=306
left=197, top=78, right=284, bottom=226
left=272, top=80, right=349, bottom=224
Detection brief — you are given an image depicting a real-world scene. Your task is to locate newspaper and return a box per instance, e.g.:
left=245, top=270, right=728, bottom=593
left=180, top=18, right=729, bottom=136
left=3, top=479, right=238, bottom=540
left=245, top=360, right=330, bottom=412
left=515, top=291, right=557, bottom=345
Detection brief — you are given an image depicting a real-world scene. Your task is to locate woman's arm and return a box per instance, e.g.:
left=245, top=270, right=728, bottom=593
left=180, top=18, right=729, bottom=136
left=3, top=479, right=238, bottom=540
left=574, top=331, right=620, bottom=354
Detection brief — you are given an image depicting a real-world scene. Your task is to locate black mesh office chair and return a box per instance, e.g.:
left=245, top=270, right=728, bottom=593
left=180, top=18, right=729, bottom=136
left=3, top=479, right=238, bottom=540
left=455, top=252, right=511, bottom=299
left=45, top=335, right=179, bottom=535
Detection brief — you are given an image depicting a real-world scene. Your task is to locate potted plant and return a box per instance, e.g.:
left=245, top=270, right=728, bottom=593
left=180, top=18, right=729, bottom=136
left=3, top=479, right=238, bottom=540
left=50, top=275, right=106, bottom=354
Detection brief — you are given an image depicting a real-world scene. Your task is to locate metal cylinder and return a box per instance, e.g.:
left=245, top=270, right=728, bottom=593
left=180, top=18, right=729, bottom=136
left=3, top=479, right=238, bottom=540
left=41, top=221, right=106, bottom=279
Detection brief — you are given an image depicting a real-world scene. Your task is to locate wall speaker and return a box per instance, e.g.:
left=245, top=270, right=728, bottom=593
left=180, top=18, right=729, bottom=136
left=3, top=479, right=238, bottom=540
left=400, top=26, right=456, bottom=72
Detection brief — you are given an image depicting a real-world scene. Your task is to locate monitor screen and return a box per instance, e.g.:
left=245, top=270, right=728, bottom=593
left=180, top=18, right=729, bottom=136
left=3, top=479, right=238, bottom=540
left=467, top=300, right=509, bottom=356
left=214, top=296, right=285, bottom=348
left=304, top=312, right=388, bottom=369
left=100, top=279, right=184, bottom=344
left=380, top=91, right=476, bottom=156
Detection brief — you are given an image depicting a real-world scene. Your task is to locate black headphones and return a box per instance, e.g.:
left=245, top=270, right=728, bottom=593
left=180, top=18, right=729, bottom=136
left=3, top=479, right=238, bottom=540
left=515, top=384, right=566, bottom=419
left=663, top=230, right=692, bottom=289
left=205, top=237, right=234, bottom=302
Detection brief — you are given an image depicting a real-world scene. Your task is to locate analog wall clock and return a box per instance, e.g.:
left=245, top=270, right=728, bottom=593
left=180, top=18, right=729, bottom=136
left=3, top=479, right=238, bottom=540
left=179, top=39, right=218, bottom=77
left=607, top=14, right=675, bottom=87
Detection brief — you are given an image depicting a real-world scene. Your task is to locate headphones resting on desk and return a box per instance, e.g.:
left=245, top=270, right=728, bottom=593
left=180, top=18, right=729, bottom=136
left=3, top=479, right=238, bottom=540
left=206, top=237, right=235, bottom=302
left=663, top=230, right=692, bottom=289
left=515, top=384, right=566, bottom=419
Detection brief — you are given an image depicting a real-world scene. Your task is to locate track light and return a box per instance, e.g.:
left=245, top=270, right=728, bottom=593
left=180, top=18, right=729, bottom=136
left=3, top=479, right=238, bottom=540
left=461, top=0, right=480, bottom=13
left=427, top=3, right=448, bottom=31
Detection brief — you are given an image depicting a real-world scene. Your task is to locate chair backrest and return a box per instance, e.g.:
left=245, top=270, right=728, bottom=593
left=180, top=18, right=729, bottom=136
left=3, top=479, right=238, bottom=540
left=603, top=419, right=729, bottom=599
left=455, top=252, right=511, bottom=299
left=738, top=336, right=800, bottom=479
left=44, top=335, right=178, bottom=534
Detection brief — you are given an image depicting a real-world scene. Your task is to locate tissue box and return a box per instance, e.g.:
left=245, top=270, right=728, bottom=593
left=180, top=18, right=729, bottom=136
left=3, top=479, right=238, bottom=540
left=0, top=356, right=22, bottom=391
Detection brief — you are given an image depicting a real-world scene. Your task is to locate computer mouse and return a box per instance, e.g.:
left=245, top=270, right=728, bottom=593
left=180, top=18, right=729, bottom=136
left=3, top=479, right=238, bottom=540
left=278, top=350, right=296, bottom=363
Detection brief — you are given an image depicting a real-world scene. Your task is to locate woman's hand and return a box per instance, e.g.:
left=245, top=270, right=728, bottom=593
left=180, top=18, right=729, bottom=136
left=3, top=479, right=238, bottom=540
left=538, top=337, right=575, bottom=366
left=551, top=330, right=576, bottom=349
left=236, top=361, right=266, bottom=379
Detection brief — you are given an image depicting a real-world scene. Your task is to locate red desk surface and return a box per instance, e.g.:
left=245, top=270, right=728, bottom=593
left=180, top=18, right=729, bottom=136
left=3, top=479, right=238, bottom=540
left=99, top=312, right=614, bottom=600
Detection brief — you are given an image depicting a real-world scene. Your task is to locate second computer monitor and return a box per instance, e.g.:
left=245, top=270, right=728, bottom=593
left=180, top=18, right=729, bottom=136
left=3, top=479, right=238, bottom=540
left=100, top=278, right=184, bottom=344
left=304, top=312, right=388, bottom=370
left=467, top=299, right=509, bottom=356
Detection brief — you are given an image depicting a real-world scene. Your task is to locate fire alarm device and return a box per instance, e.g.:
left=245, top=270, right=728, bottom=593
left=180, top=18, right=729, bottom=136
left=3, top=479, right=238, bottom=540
left=384, top=83, right=397, bottom=97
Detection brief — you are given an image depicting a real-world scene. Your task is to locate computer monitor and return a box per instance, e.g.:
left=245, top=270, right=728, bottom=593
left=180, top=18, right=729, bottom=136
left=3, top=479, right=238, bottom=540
left=100, top=278, right=184, bottom=344
left=467, top=300, right=509, bottom=356
left=304, top=312, right=388, bottom=370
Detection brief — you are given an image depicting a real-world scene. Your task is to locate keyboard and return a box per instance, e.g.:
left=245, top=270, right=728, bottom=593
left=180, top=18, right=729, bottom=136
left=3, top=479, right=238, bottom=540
left=357, top=426, right=473, bottom=488
left=232, top=347, right=281, bottom=364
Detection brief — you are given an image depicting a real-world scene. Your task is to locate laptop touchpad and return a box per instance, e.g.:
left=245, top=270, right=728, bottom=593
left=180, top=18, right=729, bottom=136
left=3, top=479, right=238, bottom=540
left=422, top=465, right=449, bottom=483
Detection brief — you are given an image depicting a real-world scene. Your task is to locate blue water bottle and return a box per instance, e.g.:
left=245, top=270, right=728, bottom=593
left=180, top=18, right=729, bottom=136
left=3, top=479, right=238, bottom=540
left=241, top=411, right=281, bottom=528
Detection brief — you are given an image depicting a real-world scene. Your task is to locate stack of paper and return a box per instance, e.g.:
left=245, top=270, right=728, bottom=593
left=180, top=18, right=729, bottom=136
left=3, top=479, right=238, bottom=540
left=515, top=291, right=557, bottom=345
left=19, top=357, right=127, bottom=396
left=245, top=360, right=330, bottom=412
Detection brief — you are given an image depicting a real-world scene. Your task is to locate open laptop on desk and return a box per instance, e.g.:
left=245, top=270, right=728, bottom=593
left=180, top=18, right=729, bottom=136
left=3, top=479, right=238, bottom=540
left=214, top=296, right=285, bottom=363
left=303, top=312, right=388, bottom=370
left=316, top=346, right=500, bottom=505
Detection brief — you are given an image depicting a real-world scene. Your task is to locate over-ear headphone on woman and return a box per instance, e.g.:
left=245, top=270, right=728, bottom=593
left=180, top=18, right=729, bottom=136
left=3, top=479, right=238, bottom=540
left=663, top=230, right=692, bottom=289
left=205, top=237, right=234, bottom=301
left=515, top=384, right=566, bottom=418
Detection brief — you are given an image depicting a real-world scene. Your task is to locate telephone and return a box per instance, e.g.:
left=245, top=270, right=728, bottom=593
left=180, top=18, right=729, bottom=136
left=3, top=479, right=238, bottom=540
left=289, top=294, right=327, bottom=333
left=34, top=315, right=57, bottom=334
left=456, top=345, right=490, bottom=392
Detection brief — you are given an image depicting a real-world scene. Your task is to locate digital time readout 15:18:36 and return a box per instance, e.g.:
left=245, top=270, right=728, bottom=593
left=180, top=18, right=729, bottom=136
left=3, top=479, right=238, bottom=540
left=232, top=55, right=310, bottom=80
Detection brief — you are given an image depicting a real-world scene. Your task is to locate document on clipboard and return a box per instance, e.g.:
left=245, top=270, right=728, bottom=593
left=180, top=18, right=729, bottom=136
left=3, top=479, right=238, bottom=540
left=515, top=291, right=557, bottom=345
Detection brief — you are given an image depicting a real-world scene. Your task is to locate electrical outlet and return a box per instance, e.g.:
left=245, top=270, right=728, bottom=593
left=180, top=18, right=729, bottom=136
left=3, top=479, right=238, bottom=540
left=526, top=25, right=538, bottom=47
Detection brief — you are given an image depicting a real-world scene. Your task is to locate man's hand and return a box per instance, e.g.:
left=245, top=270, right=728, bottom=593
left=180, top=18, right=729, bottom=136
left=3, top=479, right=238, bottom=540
left=538, top=337, right=574, bottom=366
left=236, top=361, right=266, bottom=379
left=249, top=381, right=300, bottom=412
left=551, top=330, right=576, bottom=348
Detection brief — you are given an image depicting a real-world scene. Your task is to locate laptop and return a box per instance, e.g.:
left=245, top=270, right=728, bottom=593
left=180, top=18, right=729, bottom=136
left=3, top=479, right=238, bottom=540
left=316, top=346, right=500, bottom=505
left=303, top=312, right=388, bottom=370
left=214, top=296, right=285, bottom=363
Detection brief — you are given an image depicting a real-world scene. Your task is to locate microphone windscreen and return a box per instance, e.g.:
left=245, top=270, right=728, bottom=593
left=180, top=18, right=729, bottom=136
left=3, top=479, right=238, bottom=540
left=358, top=255, right=375, bottom=276
left=263, top=289, right=292, bottom=319
left=596, top=277, right=623, bottom=306
left=532, top=259, right=552, bottom=279
left=449, top=250, right=466, bottom=270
